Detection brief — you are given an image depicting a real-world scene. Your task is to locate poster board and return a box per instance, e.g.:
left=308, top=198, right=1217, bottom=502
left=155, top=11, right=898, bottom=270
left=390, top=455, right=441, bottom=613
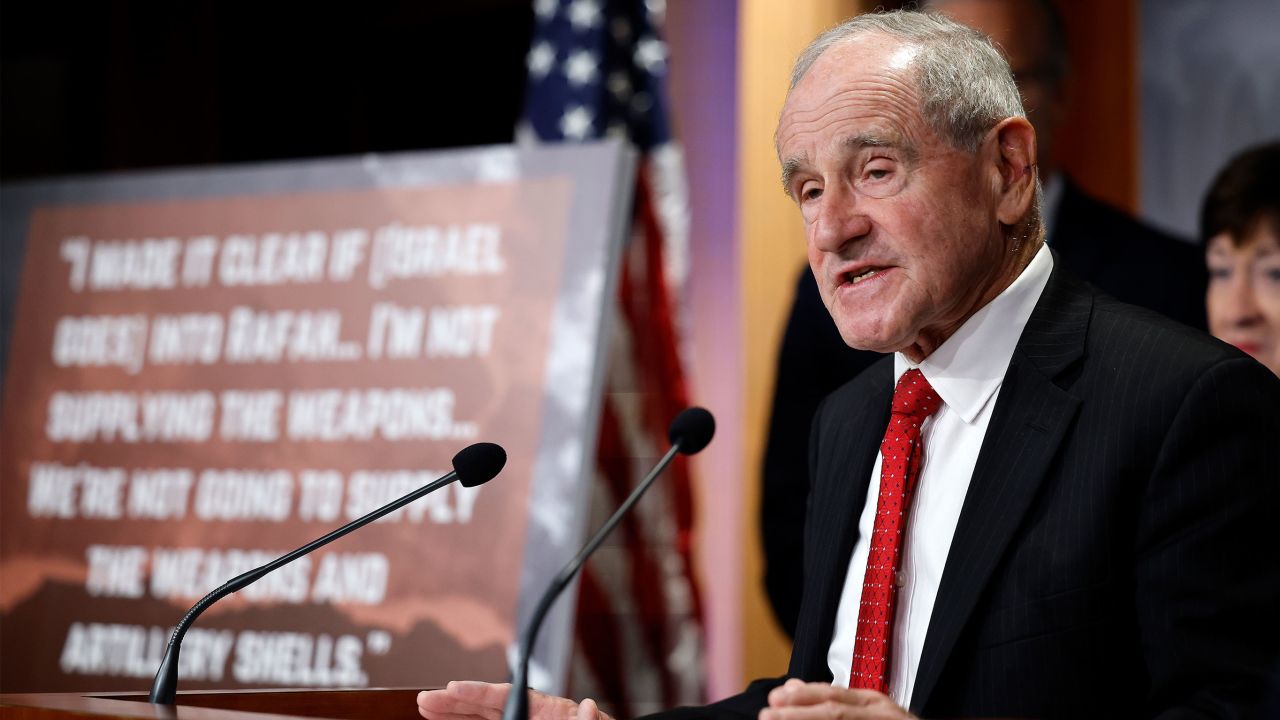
left=0, top=141, right=635, bottom=695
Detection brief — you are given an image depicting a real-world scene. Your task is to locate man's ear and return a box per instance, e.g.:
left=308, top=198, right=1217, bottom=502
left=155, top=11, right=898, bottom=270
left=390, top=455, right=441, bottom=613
left=990, top=117, right=1037, bottom=226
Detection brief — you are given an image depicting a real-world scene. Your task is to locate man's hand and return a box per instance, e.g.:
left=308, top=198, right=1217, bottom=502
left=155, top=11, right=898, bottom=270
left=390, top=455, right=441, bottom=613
left=417, top=681, right=613, bottom=720
left=760, top=679, right=915, bottom=720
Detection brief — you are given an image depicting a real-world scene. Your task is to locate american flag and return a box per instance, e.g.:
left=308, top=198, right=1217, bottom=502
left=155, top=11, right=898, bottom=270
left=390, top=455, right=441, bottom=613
left=520, top=0, right=704, bottom=715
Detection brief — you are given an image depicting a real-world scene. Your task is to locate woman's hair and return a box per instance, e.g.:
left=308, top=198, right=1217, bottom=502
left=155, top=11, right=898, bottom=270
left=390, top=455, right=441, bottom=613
left=1200, top=141, right=1280, bottom=247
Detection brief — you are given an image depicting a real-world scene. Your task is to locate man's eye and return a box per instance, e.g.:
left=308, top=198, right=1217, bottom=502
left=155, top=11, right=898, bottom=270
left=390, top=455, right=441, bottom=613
left=802, top=186, right=823, bottom=201
left=854, top=159, right=906, bottom=199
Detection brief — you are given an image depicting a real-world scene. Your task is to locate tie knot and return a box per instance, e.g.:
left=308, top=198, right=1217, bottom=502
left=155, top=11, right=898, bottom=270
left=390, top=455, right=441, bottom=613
left=891, top=368, right=942, bottom=421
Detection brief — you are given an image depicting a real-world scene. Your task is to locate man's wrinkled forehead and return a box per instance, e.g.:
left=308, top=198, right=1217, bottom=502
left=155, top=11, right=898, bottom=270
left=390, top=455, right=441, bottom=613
left=775, top=34, right=925, bottom=156
left=794, top=31, right=919, bottom=98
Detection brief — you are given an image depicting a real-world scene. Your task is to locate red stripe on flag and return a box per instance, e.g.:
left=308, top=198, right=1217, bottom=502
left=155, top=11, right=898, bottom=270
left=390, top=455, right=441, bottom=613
left=576, top=566, right=633, bottom=719
left=630, top=164, right=703, bottom=623
left=572, top=161, right=706, bottom=713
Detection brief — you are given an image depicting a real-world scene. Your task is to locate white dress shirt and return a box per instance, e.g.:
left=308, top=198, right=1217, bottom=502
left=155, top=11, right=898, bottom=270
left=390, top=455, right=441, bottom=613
left=826, top=244, right=1054, bottom=707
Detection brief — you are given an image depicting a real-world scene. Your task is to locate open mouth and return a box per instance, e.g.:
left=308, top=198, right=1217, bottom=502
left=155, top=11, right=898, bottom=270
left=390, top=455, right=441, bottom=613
left=845, top=267, right=887, bottom=285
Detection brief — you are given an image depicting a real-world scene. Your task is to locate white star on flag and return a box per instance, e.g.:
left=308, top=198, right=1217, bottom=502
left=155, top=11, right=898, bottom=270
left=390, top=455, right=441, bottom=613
left=630, top=92, right=654, bottom=114
left=634, top=36, right=668, bottom=74
left=564, top=49, right=599, bottom=87
left=645, top=0, right=667, bottom=23
left=559, top=105, right=594, bottom=140
left=607, top=70, right=632, bottom=100
left=527, top=41, right=556, bottom=79
left=533, top=0, right=558, bottom=21
left=567, top=0, right=602, bottom=31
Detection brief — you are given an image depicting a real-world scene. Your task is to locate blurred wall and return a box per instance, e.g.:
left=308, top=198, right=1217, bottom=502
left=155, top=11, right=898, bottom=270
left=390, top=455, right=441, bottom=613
left=737, top=0, right=866, bottom=687
left=0, top=2, right=533, bottom=180
left=1139, top=0, right=1280, bottom=237
left=666, top=0, right=744, bottom=702
left=1053, top=1, right=1141, bottom=213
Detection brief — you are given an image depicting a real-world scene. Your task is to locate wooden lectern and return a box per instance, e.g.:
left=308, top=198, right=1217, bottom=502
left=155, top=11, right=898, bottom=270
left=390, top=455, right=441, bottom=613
left=0, top=688, right=422, bottom=720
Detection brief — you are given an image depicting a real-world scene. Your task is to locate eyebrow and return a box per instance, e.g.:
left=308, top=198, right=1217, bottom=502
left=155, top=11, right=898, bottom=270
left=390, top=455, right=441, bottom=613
left=778, top=132, right=914, bottom=196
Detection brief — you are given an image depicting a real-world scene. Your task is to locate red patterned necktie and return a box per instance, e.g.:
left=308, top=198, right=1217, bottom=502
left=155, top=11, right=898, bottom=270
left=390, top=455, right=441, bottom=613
left=849, top=368, right=942, bottom=693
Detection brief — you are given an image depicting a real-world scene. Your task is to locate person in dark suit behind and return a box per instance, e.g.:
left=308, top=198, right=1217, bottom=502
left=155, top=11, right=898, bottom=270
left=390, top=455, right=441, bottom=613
left=418, top=10, right=1279, bottom=719
left=761, top=0, right=1209, bottom=638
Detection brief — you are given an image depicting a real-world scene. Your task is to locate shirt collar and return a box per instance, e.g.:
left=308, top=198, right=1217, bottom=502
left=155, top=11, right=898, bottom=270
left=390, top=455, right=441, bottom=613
left=894, top=243, right=1054, bottom=424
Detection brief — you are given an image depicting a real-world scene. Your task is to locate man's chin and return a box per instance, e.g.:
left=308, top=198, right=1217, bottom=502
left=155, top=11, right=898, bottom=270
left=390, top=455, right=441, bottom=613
left=835, top=327, right=909, bottom=355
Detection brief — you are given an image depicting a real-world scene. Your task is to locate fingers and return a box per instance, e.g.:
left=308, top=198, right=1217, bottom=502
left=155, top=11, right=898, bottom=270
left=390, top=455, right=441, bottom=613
left=417, top=682, right=609, bottom=720
left=417, top=682, right=509, bottom=720
left=417, top=688, right=466, bottom=719
left=760, top=703, right=910, bottom=720
left=448, top=681, right=513, bottom=707
left=761, top=683, right=909, bottom=720
left=767, top=682, right=878, bottom=708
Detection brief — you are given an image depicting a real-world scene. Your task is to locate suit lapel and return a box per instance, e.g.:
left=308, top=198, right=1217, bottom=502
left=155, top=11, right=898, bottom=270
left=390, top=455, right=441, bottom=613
left=793, top=364, right=892, bottom=680
left=909, top=264, right=1091, bottom=713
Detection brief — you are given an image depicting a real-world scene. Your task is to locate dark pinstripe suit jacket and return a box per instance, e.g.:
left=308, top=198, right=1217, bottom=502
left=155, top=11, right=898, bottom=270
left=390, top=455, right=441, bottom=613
left=664, top=265, right=1280, bottom=719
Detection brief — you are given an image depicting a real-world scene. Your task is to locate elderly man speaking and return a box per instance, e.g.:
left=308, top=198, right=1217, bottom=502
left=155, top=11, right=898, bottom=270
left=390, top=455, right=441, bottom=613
left=418, top=10, right=1280, bottom=719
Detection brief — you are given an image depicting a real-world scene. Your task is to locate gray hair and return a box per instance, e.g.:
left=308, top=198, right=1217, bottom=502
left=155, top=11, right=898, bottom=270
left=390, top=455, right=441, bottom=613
left=789, top=10, right=1025, bottom=153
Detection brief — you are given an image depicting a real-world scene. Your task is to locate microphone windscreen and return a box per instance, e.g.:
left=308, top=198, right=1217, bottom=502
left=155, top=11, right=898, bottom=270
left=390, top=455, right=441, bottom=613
left=668, top=407, right=715, bottom=455
left=452, top=442, right=507, bottom=487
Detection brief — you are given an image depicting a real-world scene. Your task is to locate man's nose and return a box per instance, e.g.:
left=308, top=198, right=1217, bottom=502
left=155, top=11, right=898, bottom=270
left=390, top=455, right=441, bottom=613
left=810, top=183, right=871, bottom=253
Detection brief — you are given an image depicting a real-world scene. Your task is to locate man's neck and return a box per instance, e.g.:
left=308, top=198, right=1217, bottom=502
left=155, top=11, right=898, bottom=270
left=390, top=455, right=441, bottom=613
left=900, top=237, right=1044, bottom=363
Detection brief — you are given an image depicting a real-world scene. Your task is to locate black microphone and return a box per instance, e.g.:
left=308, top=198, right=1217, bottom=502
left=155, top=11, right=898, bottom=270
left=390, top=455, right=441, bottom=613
left=148, top=442, right=507, bottom=705
left=501, top=408, right=715, bottom=720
